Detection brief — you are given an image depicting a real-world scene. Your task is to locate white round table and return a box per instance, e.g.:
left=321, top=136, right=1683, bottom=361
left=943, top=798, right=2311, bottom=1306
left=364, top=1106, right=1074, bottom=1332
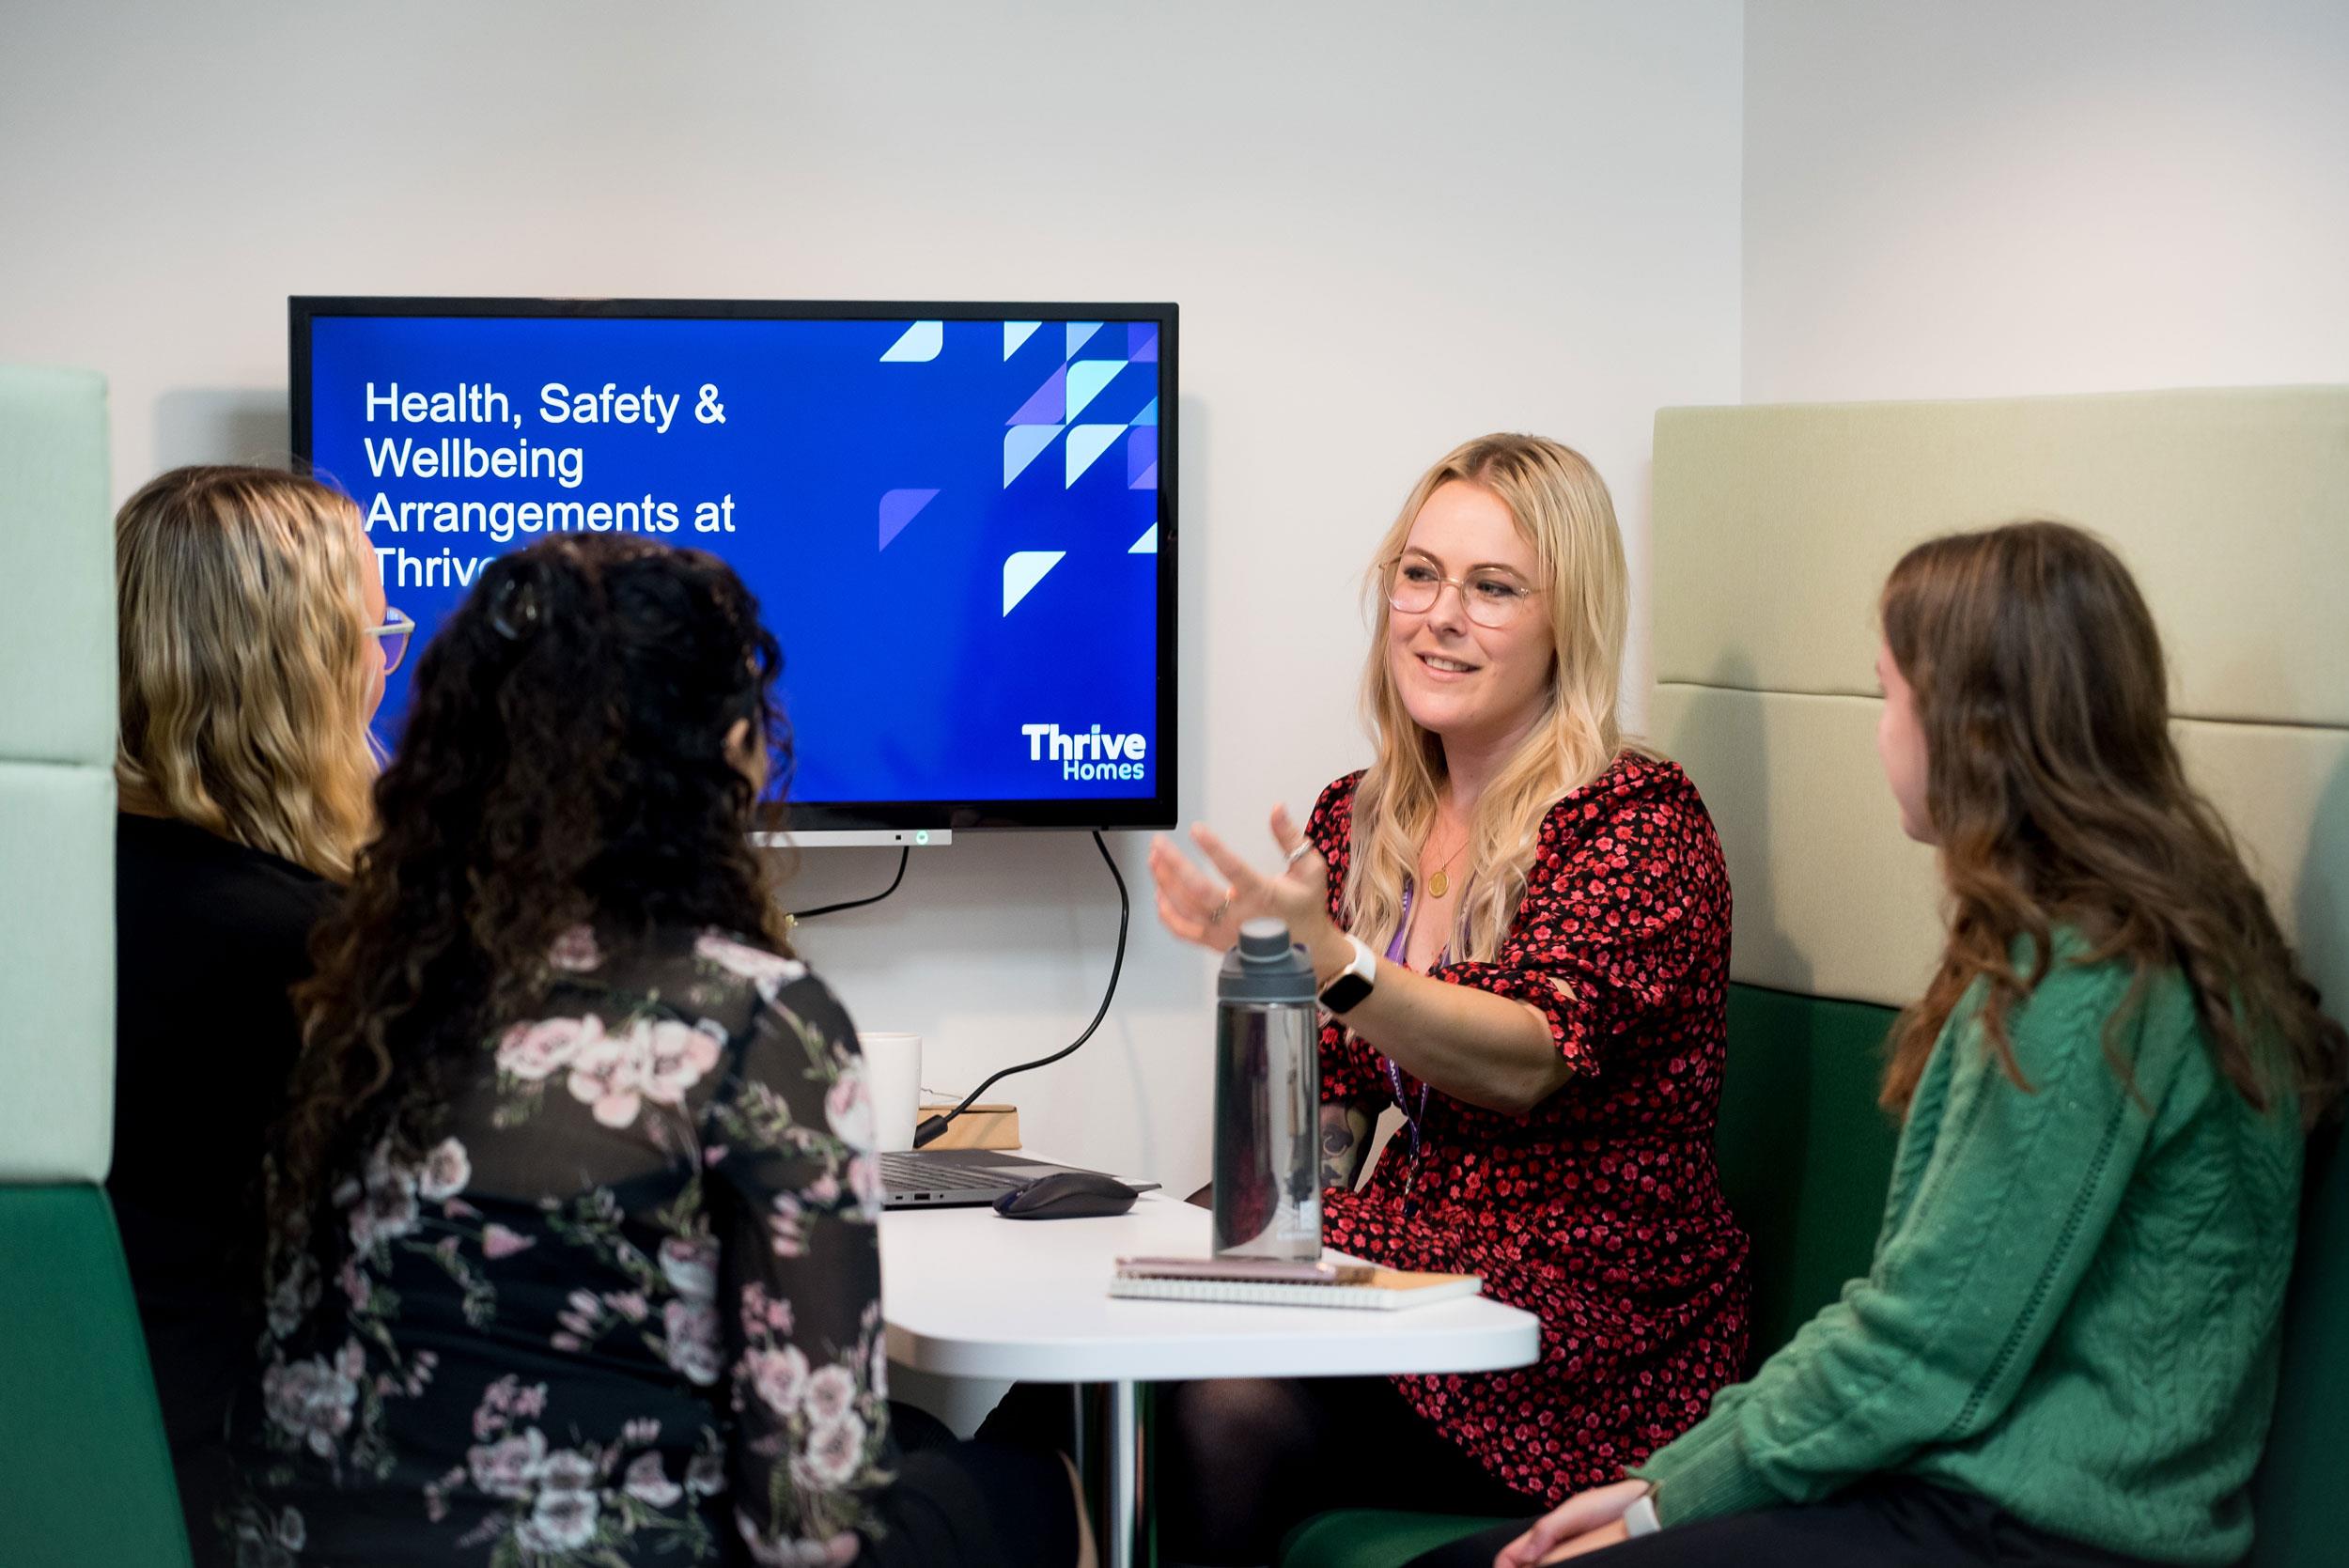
left=881, top=1190, right=1541, bottom=1568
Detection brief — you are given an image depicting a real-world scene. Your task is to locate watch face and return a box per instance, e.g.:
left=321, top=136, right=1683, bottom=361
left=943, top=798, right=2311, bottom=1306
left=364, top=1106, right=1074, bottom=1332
left=1319, top=972, right=1374, bottom=1015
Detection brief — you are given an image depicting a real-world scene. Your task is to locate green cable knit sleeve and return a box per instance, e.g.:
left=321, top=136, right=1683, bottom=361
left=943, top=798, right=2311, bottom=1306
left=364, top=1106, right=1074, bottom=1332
left=1631, top=957, right=2189, bottom=1526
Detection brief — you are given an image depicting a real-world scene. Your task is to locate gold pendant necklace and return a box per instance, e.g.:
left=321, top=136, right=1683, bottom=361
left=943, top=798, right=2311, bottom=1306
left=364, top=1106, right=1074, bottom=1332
left=1424, top=833, right=1466, bottom=899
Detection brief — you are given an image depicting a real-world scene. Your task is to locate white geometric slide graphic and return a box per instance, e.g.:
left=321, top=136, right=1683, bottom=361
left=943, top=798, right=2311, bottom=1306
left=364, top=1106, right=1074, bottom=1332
left=1003, top=551, right=1066, bottom=615
left=1066, top=360, right=1126, bottom=421
left=881, top=320, right=943, bottom=362
left=1128, top=524, right=1159, bottom=554
left=1003, top=321, right=1041, bottom=359
left=1004, top=425, right=1063, bottom=486
left=1066, top=424, right=1124, bottom=487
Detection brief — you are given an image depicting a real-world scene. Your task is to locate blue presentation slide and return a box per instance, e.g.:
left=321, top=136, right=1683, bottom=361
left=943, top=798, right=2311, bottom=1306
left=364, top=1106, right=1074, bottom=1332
left=308, top=314, right=1166, bottom=804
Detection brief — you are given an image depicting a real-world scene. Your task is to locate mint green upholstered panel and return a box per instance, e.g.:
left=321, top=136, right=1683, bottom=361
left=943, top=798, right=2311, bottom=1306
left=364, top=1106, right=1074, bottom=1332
left=0, top=763, right=116, bottom=1181
left=0, top=365, right=113, bottom=768
left=0, top=1186, right=192, bottom=1568
left=0, top=365, right=116, bottom=1183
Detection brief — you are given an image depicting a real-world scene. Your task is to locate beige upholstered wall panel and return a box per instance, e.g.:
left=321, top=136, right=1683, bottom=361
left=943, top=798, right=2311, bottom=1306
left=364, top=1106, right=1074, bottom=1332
left=0, top=764, right=115, bottom=1181
left=1651, top=685, right=1943, bottom=1008
left=1653, top=388, right=2349, bottom=728
left=1654, top=684, right=2349, bottom=1019
left=2174, top=721, right=2349, bottom=1030
left=0, top=367, right=113, bottom=767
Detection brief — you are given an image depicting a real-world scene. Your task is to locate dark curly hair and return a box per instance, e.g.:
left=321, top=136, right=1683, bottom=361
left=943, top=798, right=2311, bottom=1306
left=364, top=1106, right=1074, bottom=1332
left=275, top=535, right=792, bottom=1239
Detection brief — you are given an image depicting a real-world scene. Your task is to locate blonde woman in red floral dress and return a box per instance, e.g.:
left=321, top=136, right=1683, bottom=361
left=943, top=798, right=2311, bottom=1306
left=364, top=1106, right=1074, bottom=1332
left=1148, top=434, right=1749, bottom=1564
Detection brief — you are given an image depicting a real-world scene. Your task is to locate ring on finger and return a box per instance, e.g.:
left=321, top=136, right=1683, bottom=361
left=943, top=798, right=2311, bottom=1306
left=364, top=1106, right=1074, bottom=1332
left=1283, top=841, right=1314, bottom=871
left=1206, top=897, right=1231, bottom=928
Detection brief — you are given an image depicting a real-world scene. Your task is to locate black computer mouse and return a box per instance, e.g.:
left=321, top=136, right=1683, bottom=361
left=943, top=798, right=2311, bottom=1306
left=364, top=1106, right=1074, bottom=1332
left=993, top=1170, right=1141, bottom=1219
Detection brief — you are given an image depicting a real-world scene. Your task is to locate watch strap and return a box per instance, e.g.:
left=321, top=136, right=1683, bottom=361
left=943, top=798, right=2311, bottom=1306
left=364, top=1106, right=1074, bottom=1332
left=1317, top=934, right=1377, bottom=1014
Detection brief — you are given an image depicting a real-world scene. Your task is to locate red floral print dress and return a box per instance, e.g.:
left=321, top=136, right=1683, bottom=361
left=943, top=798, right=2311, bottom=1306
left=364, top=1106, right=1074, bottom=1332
left=1311, top=753, right=1750, bottom=1507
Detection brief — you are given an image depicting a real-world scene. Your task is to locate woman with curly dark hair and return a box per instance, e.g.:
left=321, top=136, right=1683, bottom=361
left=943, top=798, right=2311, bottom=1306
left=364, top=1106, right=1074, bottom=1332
left=226, top=536, right=1090, bottom=1568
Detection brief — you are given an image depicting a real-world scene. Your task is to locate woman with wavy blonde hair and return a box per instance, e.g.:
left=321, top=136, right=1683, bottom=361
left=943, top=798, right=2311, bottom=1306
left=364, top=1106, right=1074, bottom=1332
left=116, top=465, right=383, bottom=878
left=108, top=465, right=394, bottom=1552
left=1143, top=434, right=1750, bottom=1562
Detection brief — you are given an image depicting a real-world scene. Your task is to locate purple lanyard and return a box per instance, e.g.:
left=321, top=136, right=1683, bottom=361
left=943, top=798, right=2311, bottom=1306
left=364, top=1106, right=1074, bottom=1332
left=1379, top=879, right=1436, bottom=1213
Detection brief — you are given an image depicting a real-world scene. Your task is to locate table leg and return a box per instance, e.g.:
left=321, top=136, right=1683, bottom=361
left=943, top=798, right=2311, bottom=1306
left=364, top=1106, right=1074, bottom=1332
left=1074, top=1379, right=1149, bottom=1568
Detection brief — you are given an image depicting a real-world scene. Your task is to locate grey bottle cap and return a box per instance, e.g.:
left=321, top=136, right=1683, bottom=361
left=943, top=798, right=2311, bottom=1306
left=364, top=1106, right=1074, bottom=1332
left=1218, top=917, right=1317, bottom=1003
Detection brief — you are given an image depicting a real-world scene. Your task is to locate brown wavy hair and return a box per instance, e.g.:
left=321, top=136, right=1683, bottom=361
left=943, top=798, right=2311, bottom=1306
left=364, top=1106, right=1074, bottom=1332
left=115, top=466, right=377, bottom=878
left=274, top=535, right=791, bottom=1238
left=1878, top=520, right=2344, bottom=1127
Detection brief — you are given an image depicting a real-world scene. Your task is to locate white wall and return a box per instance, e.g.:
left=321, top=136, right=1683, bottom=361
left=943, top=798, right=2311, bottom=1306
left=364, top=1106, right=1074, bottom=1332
left=18, top=0, right=2345, bottom=1191
left=0, top=2, right=1745, bottom=1191
left=1743, top=0, right=2349, bottom=401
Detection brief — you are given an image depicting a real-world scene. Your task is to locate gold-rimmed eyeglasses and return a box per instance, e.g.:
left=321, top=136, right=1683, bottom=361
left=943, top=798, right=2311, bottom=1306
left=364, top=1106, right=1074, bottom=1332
left=1382, top=555, right=1541, bottom=629
left=368, top=608, right=417, bottom=675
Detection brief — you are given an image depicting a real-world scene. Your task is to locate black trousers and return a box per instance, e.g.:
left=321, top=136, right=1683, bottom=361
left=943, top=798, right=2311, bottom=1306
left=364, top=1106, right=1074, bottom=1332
left=862, top=1402, right=1080, bottom=1568
left=1403, top=1478, right=2167, bottom=1568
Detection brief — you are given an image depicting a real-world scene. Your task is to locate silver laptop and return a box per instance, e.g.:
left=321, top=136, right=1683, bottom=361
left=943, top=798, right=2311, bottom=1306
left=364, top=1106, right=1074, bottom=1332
left=879, top=1149, right=1160, bottom=1209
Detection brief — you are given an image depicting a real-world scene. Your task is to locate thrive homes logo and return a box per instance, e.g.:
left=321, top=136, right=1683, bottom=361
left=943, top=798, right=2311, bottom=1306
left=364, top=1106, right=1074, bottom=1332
left=1022, top=722, right=1149, bottom=782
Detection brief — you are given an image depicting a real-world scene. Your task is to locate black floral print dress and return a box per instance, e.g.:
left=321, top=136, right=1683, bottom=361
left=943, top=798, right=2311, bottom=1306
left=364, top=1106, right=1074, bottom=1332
left=226, top=927, right=1031, bottom=1568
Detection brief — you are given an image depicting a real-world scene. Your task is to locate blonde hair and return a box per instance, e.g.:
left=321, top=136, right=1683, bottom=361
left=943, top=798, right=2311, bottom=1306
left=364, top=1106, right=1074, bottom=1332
left=116, top=466, right=378, bottom=880
left=1345, top=434, right=1629, bottom=963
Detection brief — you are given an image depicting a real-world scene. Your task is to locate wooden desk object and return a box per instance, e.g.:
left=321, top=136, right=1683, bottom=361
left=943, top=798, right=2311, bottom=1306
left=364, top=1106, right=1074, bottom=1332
left=915, top=1102, right=1020, bottom=1149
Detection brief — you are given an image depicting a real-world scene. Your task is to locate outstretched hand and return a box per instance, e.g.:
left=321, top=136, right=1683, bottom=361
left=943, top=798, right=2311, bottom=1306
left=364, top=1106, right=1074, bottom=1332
left=1149, top=804, right=1338, bottom=957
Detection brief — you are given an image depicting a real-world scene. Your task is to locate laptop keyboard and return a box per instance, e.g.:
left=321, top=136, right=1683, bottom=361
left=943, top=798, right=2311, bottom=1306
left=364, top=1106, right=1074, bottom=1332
left=879, top=1150, right=1156, bottom=1206
left=880, top=1151, right=954, bottom=1189
left=880, top=1150, right=1044, bottom=1191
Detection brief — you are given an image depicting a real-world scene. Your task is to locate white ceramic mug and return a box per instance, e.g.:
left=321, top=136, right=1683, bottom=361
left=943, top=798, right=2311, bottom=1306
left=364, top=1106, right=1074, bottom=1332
left=857, top=1032, right=924, bottom=1153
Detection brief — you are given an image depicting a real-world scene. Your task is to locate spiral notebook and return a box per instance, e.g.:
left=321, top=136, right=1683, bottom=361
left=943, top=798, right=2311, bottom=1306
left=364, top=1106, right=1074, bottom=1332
left=1109, top=1260, right=1483, bottom=1312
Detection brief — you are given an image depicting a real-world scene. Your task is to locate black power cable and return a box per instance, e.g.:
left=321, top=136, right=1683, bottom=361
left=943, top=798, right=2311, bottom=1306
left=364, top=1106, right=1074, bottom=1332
left=788, top=846, right=910, bottom=923
left=913, top=829, right=1128, bottom=1147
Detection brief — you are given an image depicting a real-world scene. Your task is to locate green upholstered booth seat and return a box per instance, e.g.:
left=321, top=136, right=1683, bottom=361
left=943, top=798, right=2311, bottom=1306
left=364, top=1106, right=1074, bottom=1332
left=2248, top=1130, right=2348, bottom=1568
left=1713, top=985, right=1902, bottom=1368
left=0, top=1186, right=194, bottom=1568
left=1279, top=1509, right=1517, bottom=1568
left=1278, top=993, right=2349, bottom=1568
left=1276, top=985, right=1904, bottom=1568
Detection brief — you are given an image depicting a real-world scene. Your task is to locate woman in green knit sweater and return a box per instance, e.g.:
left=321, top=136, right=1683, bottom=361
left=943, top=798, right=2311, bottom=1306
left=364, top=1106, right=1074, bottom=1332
left=1413, top=521, right=2345, bottom=1568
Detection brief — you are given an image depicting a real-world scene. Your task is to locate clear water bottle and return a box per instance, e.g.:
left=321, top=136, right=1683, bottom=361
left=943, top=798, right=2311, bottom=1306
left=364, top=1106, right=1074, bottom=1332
left=1211, top=917, right=1322, bottom=1259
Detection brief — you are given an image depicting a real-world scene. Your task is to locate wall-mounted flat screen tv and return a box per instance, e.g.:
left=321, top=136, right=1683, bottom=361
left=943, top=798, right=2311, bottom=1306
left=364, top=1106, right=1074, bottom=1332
left=292, top=297, right=1177, bottom=835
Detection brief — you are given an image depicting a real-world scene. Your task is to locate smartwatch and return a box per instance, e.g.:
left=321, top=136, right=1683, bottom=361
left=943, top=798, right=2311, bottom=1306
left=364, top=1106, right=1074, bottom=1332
left=1317, top=934, right=1377, bottom=1015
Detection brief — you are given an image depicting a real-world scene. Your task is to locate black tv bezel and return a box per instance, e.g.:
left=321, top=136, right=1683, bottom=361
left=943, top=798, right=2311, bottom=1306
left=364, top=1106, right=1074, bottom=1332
left=289, top=294, right=1179, bottom=835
